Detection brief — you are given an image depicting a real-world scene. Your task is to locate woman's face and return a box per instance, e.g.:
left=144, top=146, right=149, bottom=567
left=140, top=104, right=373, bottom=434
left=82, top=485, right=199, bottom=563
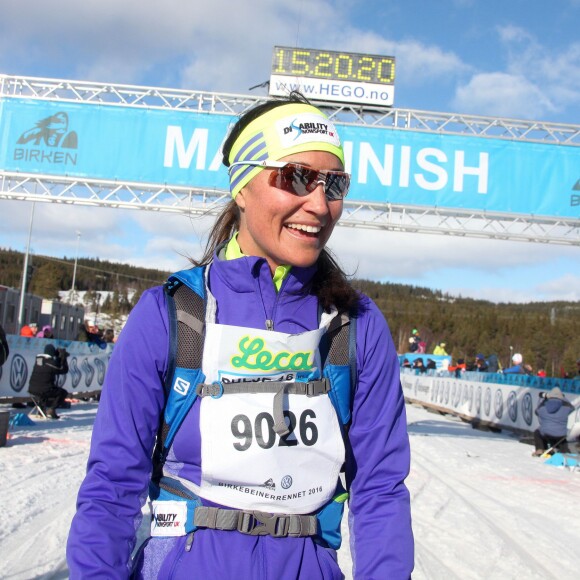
left=235, top=150, right=344, bottom=273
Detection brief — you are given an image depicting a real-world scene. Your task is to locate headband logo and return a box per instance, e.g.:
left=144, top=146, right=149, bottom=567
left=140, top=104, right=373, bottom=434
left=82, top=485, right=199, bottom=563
left=276, top=113, right=341, bottom=149
left=283, top=120, right=334, bottom=140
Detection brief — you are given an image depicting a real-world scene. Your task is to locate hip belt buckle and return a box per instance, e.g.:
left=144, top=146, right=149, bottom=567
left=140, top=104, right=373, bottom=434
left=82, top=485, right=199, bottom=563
left=237, top=511, right=289, bottom=537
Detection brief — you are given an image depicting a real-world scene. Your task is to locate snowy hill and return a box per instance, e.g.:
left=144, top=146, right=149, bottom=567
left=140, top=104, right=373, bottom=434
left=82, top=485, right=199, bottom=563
left=1, top=402, right=579, bottom=579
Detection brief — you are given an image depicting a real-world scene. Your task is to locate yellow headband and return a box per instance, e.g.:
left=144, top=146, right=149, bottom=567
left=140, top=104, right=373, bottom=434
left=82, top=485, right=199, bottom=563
left=227, top=103, right=344, bottom=198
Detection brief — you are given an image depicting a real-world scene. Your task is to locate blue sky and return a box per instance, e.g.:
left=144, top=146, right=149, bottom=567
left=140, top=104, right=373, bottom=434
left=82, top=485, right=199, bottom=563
left=0, top=0, right=579, bottom=302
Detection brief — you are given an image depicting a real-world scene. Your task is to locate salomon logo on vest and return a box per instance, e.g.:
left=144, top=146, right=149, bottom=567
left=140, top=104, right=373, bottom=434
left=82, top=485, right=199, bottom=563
left=173, top=377, right=190, bottom=395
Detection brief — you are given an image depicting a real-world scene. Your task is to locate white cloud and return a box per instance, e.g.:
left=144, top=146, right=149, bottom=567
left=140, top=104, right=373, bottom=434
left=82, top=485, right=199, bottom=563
left=534, top=274, right=580, bottom=302
left=0, top=0, right=345, bottom=89
left=449, top=274, right=580, bottom=304
left=0, top=0, right=469, bottom=95
left=452, top=71, right=556, bottom=119
left=2, top=199, right=578, bottom=304
left=499, top=25, right=580, bottom=93
left=327, top=226, right=580, bottom=303
left=454, top=25, right=580, bottom=119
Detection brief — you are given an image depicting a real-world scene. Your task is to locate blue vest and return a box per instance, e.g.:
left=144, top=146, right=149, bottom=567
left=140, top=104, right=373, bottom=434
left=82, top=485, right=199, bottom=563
left=150, top=265, right=357, bottom=549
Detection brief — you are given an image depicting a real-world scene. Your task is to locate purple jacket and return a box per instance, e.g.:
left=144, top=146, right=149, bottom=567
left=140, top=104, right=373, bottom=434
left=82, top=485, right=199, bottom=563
left=67, top=254, right=413, bottom=579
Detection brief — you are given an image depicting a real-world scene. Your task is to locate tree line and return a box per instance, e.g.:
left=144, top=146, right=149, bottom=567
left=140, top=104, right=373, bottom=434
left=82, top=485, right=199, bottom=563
left=0, top=248, right=168, bottom=317
left=2, top=248, right=579, bottom=377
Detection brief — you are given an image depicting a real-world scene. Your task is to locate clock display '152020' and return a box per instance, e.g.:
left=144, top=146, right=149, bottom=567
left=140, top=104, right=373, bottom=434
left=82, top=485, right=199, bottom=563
left=272, top=47, right=395, bottom=86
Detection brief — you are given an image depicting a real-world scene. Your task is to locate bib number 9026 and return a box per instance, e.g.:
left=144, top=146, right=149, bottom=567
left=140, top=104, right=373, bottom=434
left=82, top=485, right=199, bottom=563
left=231, top=410, right=318, bottom=451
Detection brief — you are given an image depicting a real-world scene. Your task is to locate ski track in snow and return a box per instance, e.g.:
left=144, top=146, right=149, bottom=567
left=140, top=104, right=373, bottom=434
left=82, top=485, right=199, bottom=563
left=1, top=402, right=579, bottom=579
left=0, top=409, right=92, bottom=580
left=407, top=406, right=580, bottom=580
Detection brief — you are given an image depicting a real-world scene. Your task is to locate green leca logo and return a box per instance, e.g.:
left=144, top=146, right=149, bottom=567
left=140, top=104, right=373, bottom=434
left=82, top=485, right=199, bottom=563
left=231, top=336, right=313, bottom=371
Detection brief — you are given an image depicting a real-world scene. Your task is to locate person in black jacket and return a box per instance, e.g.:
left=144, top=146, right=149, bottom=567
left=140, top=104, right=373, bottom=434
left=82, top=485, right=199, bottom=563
left=0, top=324, right=8, bottom=367
left=28, top=344, right=70, bottom=419
left=532, top=387, right=574, bottom=456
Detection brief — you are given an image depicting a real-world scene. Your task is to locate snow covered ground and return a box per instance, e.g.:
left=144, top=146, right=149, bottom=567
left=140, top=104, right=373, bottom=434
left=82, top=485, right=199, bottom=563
left=1, top=401, right=579, bottom=579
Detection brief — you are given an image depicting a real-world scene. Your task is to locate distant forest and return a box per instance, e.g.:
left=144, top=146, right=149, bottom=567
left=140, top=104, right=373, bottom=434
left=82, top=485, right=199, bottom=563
left=2, top=247, right=579, bottom=377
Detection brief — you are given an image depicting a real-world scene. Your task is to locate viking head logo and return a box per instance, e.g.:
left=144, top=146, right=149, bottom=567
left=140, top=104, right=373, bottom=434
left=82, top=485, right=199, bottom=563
left=17, top=112, right=78, bottom=149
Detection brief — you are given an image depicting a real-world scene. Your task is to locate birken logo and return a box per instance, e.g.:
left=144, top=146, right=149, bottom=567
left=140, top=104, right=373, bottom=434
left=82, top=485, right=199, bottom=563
left=231, top=336, right=313, bottom=371
left=13, top=112, right=78, bottom=166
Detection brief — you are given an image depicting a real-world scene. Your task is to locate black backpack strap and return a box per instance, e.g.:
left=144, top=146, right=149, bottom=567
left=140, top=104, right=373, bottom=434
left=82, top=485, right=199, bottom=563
left=172, top=283, right=206, bottom=370
left=321, top=309, right=357, bottom=388
left=319, top=306, right=358, bottom=430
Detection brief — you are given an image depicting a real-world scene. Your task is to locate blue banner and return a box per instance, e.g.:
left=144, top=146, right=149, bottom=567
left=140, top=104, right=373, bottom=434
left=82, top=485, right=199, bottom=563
left=1, top=97, right=578, bottom=218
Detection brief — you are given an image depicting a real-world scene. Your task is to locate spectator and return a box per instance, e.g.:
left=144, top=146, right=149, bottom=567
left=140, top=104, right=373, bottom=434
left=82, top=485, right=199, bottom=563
left=448, top=358, right=466, bottom=378
left=401, top=358, right=412, bottom=369
left=408, top=328, right=420, bottom=353
left=484, top=354, right=499, bottom=373
left=503, top=353, right=525, bottom=374
left=425, top=358, right=437, bottom=372
left=523, top=363, right=534, bottom=375
left=413, top=357, right=426, bottom=373
left=576, top=358, right=580, bottom=377
left=537, top=369, right=547, bottom=378
left=532, top=387, right=574, bottom=456
left=28, top=344, right=70, bottom=419
left=0, top=323, right=9, bottom=367
left=77, top=320, right=106, bottom=348
left=474, top=354, right=488, bottom=372
left=36, top=325, right=54, bottom=339
left=103, top=328, right=115, bottom=343
left=20, top=324, right=37, bottom=337
left=433, top=342, right=448, bottom=356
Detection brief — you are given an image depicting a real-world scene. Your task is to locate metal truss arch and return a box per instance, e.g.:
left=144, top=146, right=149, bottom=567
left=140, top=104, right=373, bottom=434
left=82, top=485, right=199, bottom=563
left=1, top=172, right=578, bottom=246
left=2, top=74, right=580, bottom=146
left=1, top=74, right=579, bottom=245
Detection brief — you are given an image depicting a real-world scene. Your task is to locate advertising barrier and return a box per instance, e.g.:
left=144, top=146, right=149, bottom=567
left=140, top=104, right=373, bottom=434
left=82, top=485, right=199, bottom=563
left=0, top=335, right=112, bottom=399
left=401, top=370, right=580, bottom=441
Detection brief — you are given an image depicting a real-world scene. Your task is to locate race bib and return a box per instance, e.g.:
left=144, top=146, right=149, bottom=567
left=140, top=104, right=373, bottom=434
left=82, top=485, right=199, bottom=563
left=195, top=320, right=344, bottom=513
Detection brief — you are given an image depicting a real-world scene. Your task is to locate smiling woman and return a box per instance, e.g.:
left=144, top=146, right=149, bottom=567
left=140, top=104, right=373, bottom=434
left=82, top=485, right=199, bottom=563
left=67, top=92, right=414, bottom=579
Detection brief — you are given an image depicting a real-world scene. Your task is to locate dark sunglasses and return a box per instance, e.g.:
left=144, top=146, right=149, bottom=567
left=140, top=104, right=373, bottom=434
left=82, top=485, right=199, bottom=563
left=230, top=159, right=350, bottom=201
